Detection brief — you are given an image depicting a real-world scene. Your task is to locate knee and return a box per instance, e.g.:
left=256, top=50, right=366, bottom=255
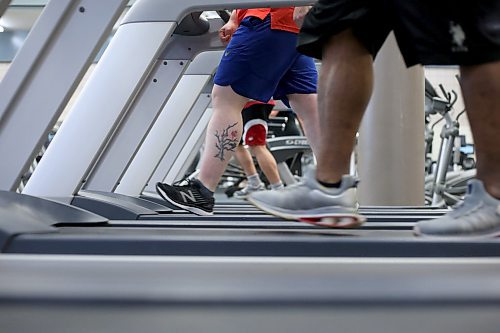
left=211, top=84, right=248, bottom=111
left=249, top=145, right=265, bottom=155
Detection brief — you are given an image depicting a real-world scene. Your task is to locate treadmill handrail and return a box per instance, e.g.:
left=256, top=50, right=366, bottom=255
left=122, top=0, right=315, bottom=25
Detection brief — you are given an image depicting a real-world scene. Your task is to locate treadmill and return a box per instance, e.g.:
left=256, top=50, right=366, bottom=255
left=0, top=2, right=499, bottom=332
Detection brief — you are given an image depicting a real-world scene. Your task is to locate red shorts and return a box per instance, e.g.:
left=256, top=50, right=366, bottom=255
left=243, top=119, right=268, bottom=146
left=241, top=103, right=272, bottom=146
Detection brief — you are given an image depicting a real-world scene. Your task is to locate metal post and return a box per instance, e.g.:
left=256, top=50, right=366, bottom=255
left=115, top=74, right=212, bottom=195
left=117, top=50, right=223, bottom=196
left=0, top=0, right=127, bottom=191
left=146, top=92, right=212, bottom=190
left=84, top=17, right=225, bottom=192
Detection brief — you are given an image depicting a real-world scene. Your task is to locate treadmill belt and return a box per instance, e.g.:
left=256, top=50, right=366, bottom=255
left=6, top=225, right=500, bottom=257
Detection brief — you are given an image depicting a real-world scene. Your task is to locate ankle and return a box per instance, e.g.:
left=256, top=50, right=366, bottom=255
left=484, top=184, right=500, bottom=200
left=247, top=173, right=262, bottom=188
left=197, top=175, right=217, bottom=193
left=195, top=179, right=214, bottom=197
left=317, top=179, right=342, bottom=188
left=316, top=170, right=344, bottom=187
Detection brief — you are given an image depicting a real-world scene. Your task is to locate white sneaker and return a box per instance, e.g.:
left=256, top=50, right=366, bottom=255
left=248, top=169, right=365, bottom=228
left=233, top=183, right=266, bottom=199
left=414, top=179, right=500, bottom=238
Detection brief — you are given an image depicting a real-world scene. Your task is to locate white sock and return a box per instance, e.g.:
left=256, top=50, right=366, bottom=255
left=247, top=173, right=262, bottom=188
left=271, top=182, right=284, bottom=190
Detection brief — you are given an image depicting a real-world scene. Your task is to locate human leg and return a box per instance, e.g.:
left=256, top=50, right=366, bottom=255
left=287, top=93, right=321, bottom=156
left=315, top=29, right=374, bottom=184
left=234, top=144, right=259, bottom=181
left=234, top=102, right=277, bottom=198
left=248, top=0, right=386, bottom=226
left=386, top=0, right=500, bottom=236
left=240, top=102, right=281, bottom=188
left=156, top=85, right=247, bottom=215
left=459, top=62, right=500, bottom=198
left=197, top=84, right=248, bottom=191
left=233, top=144, right=266, bottom=199
left=156, top=18, right=301, bottom=213
left=248, top=29, right=373, bottom=226
left=414, top=61, right=500, bottom=237
left=273, top=52, right=320, bottom=156
left=250, top=145, right=283, bottom=188
left=195, top=17, right=307, bottom=191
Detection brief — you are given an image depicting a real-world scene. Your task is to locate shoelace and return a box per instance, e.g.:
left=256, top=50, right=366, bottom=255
left=172, top=178, right=196, bottom=188
left=449, top=190, right=477, bottom=217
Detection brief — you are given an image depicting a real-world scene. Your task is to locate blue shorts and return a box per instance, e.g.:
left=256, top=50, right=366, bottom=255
left=214, top=15, right=318, bottom=106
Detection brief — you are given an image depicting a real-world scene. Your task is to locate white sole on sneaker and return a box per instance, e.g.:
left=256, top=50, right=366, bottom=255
left=413, top=225, right=500, bottom=239
left=300, top=215, right=366, bottom=229
left=248, top=196, right=365, bottom=229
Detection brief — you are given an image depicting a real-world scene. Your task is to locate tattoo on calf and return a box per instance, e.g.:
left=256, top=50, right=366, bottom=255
left=214, top=122, right=239, bottom=161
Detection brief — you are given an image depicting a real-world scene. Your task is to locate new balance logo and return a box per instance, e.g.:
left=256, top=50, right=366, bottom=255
left=180, top=190, right=197, bottom=203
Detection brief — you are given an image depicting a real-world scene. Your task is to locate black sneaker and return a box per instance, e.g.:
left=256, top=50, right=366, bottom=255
left=156, top=179, right=214, bottom=216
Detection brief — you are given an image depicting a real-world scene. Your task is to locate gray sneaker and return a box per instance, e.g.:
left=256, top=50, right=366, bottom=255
left=247, top=170, right=365, bottom=228
left=233, top=183, right=265, bottom=199
left=414, top=179, right=500, bottom=238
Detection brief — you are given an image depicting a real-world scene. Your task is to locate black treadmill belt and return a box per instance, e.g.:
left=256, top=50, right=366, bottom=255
left=143, top=212, right=443, bottom=223
left=1, top=195, right=494, bottom=257
left=7, top=225, right=500, bottom=257
left=111, top=219, right=415, bottom=230
left=63, top=225, right=414, bottom=236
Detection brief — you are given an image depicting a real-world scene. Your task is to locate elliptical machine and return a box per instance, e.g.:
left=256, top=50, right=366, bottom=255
left=424, top=78, right=476, bottom=207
